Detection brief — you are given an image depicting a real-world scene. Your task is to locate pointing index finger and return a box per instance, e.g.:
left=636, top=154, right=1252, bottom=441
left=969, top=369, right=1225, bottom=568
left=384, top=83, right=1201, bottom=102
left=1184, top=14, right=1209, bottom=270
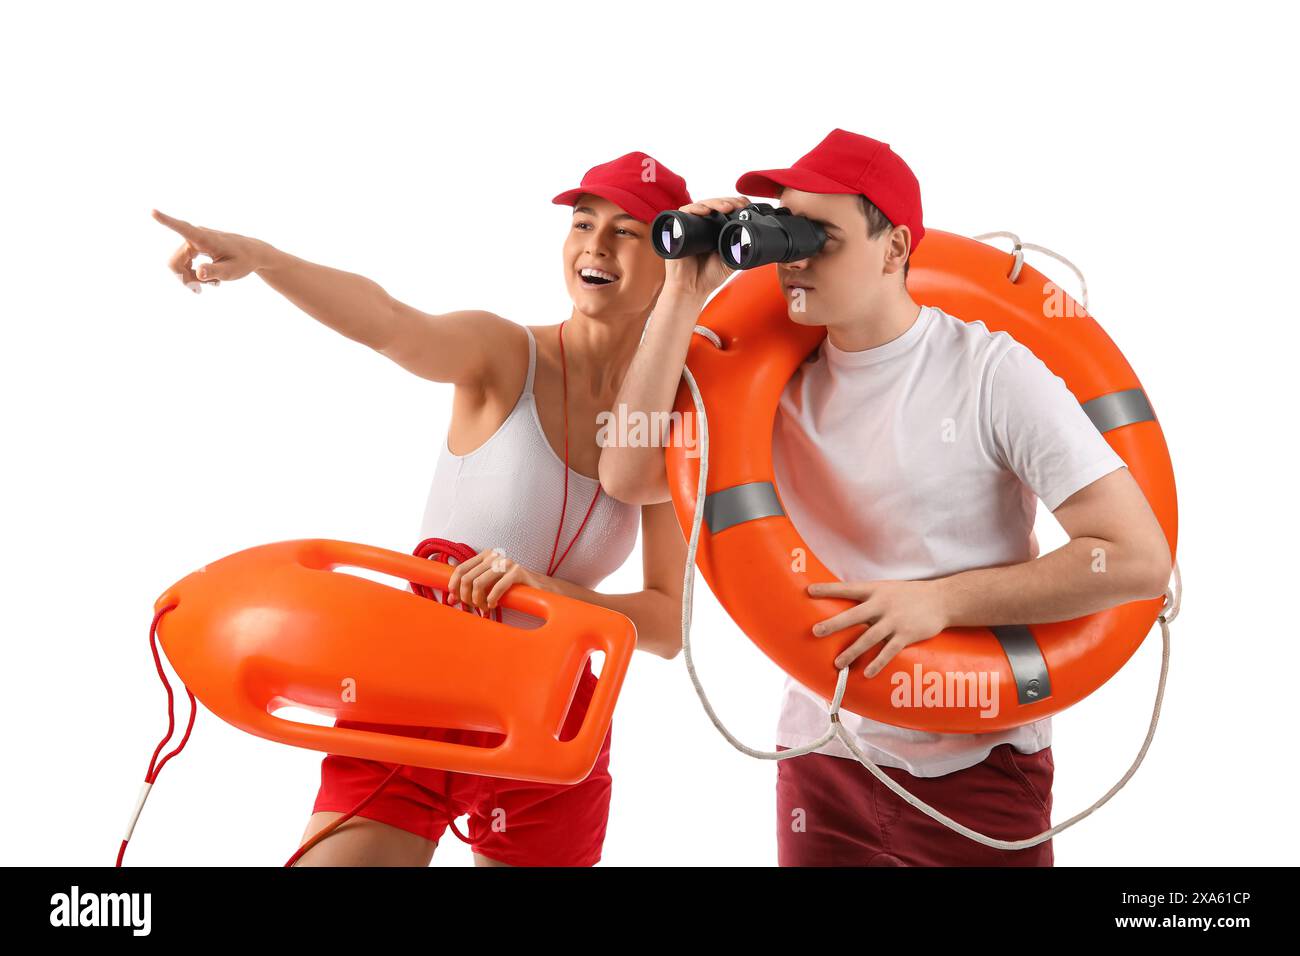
left=151, top=209, right=202, bottom=242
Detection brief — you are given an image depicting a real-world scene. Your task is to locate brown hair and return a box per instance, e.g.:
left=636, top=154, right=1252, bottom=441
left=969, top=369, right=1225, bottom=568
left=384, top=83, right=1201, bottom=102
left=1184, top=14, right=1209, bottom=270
left=858, top=195, right=910, bottom=281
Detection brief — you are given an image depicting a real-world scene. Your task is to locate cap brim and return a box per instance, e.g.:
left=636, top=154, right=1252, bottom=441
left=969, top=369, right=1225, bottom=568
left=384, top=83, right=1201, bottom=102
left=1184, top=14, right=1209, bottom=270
left=550, top=185, right=656, bottom=224
left=735, top=167, right=857, bottom=199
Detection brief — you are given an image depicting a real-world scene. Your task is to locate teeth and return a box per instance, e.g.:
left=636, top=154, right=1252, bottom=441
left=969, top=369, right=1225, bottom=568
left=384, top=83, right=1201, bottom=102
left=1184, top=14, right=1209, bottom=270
left=580, top=267, right=619, bottom=282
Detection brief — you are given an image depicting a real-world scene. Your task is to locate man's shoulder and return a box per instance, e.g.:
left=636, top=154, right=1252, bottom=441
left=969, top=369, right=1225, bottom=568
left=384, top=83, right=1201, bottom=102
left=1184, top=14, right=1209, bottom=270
left=922, top=305, right=1029, bottom=373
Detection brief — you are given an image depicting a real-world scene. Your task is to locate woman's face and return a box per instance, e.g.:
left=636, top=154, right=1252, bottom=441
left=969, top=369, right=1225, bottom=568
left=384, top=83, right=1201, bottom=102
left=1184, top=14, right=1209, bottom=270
left=562, top=193, right=665, bottom=320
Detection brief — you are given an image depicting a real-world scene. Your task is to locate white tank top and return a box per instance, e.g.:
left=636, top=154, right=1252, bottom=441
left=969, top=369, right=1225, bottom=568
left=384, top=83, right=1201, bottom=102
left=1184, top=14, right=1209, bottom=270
left=418, top=324, right=640, bottom=627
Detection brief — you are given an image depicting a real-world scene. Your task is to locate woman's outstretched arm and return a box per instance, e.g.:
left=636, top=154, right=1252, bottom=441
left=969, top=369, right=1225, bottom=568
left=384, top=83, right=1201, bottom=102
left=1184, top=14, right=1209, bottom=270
left=153, top=208, right=506, bottom=388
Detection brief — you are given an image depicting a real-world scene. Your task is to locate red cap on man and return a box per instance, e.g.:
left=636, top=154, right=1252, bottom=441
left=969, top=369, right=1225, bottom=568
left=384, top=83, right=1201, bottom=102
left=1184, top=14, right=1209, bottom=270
left=552, top=151, right=692, bottom=224
left=736, top=129, right=925, bottom=252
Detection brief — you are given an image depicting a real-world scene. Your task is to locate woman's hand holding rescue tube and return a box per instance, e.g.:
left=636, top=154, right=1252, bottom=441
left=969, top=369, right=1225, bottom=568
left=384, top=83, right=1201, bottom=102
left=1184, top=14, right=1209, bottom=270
left=598, top=196, right=750, bottom=505
left=153, top=208, right=508, bottom=390
left=446, top=548, right=546, bottom=613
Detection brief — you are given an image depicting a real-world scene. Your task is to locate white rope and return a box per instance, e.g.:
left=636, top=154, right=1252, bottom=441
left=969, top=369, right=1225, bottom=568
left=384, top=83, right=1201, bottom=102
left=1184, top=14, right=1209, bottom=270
left=975, top=230, right=1090, bottom=313
left=123, top=782, right=154, bottom=843
left=691, top=325, right=722, bottom=349
left=680, top=363, right=844, bottom=760
left=679, top=327, right=1179, bottom=849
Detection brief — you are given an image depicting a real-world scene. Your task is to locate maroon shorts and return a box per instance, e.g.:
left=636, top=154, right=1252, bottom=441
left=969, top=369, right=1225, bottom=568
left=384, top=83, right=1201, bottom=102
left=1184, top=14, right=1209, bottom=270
left=312, top=665, right=612, bottom=867
left=776, top=743, right=1054, bottom=866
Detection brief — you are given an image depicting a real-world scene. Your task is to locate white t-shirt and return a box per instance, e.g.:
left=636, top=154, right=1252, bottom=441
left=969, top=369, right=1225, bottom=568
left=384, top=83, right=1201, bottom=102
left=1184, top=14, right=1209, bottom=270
left=771, top=303, right=1126, bottom=777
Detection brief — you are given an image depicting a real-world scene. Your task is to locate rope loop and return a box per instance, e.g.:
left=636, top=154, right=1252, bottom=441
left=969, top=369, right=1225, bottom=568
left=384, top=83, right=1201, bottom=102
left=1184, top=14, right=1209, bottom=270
left=1159, top=560, right=1183, bottom=624
left=692, top=325, right=723, bottom=349
left=975, top=231, right=1090, bottom=313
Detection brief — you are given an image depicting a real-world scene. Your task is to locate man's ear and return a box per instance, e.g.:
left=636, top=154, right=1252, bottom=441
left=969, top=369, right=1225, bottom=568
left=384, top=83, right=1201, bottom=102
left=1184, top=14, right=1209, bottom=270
left=884, top=225, right=912, bottom=275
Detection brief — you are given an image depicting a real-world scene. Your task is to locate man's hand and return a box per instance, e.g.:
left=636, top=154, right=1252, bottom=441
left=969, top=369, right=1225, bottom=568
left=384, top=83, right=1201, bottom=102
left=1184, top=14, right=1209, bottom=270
left=807, top=579, right=950, bottom=677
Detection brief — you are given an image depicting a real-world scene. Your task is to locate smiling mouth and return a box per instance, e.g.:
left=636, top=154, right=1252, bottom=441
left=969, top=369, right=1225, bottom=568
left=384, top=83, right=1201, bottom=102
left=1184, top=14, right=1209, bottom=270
left=579, top=267, right=621, bottom=288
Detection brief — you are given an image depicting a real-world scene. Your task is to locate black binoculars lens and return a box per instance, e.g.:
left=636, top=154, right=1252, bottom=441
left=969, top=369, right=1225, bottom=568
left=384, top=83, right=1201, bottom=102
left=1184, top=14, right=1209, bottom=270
left=728, top=226, right=752, bottom=268
left=659, top=216, right=684, bottom=257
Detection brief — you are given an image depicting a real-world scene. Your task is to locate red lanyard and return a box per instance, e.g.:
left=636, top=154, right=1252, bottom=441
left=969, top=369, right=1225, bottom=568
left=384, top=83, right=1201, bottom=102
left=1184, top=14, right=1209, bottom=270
left=546, top=320, right=602, bottom=577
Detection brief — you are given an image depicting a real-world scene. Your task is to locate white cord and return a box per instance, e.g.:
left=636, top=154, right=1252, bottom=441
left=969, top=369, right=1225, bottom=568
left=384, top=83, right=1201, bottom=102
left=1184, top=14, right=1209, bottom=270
left=679, top=329, right=1179, bottom=849
left=975, top=231, right=1090, bottom=313
left=123, top=782, right=154, bottom=843
left=680, top=363, right=843, bottom=760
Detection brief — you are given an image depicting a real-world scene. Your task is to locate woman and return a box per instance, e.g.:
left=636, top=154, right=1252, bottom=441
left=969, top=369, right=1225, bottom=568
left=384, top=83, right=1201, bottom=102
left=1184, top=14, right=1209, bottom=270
left=153, top=150, right=693, bottom=866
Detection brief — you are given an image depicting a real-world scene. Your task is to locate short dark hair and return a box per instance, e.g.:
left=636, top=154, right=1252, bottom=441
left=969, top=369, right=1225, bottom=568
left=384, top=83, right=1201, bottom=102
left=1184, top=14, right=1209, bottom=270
left=858, top=195, right=910, bottom=281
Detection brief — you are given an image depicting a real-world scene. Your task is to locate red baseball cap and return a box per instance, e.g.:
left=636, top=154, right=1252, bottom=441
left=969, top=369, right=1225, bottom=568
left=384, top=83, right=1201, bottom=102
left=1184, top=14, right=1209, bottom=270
left=736, top=129, right=925, bottom=252
left=552, top=151, right=692, bottom=224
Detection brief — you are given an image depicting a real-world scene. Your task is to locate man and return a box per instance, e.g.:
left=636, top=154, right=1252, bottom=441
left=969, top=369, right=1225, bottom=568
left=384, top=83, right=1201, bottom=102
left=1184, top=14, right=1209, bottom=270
left=598, top=129, right=1172, bottom=866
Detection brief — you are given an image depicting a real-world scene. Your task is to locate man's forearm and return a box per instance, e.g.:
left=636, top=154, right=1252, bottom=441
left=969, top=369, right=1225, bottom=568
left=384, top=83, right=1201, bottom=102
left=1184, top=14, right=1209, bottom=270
left=599, top=290, right=708, bottom=502
left=938, top=535, right=1168, bottom=628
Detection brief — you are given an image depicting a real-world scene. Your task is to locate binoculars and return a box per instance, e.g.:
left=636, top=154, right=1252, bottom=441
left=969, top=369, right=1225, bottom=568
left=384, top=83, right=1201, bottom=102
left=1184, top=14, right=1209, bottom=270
left=651, top=202, right=827, bottom=269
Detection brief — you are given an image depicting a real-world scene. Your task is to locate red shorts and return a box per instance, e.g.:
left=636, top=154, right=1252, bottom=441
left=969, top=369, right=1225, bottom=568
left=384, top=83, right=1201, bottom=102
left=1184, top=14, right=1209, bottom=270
left=776, top=743, right=1054, bottom=866
left=312, top=664, right=612, bottom=867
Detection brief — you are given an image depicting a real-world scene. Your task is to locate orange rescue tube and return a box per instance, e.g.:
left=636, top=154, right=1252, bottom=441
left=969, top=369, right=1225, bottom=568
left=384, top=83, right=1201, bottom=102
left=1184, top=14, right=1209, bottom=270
left=665, top=229, right=1178, bottom=733
left=153, top=538, right=636, bottom=784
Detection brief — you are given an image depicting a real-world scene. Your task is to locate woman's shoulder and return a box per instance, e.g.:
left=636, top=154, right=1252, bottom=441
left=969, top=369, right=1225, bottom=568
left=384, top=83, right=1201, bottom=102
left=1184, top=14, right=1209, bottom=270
left=461, top=315, right=533, bottom=402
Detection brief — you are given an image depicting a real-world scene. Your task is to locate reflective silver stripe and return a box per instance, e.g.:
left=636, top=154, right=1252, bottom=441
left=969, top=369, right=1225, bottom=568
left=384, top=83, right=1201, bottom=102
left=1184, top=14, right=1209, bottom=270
left=703, top=481, right=785, bottom=534
left=1081, top=388, right=1155, bottom=433
left=990, top=625, right=1053, bottom=705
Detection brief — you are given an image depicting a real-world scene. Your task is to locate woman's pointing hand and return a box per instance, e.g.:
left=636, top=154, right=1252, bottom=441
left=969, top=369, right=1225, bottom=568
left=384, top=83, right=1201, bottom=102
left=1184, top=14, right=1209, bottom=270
left=152, top=208, right=269, bottom=292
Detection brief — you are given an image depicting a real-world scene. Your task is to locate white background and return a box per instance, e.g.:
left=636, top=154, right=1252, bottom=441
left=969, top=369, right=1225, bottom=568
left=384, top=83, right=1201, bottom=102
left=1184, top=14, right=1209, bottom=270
left=2, top=1, right=1295, bottom=867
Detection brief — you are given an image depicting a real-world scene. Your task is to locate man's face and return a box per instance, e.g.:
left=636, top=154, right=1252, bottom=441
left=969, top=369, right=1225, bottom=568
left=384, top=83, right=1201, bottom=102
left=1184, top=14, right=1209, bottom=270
left=775, top=188, right=907, bottom=327
left=562, top=193, right=665, bottom=320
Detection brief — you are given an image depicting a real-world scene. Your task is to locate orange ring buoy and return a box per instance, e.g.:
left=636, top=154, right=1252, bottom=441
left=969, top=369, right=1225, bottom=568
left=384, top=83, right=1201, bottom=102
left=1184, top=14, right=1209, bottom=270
left=665, top=229, right=1178, bottom=733
left=154, top=538, right=636, bottom=784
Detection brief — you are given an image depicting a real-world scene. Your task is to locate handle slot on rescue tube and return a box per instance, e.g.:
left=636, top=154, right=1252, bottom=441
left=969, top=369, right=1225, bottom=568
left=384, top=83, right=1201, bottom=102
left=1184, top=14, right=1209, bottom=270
left=324, top=563, right=547, bottom=630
